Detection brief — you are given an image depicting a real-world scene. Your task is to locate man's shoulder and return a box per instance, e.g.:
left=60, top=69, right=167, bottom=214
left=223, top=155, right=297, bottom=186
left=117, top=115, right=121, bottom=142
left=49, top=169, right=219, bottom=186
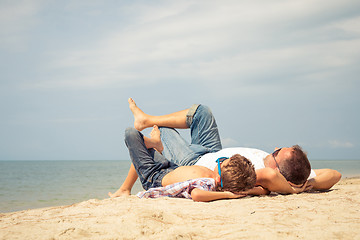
left=220, top=147, right=268, bottom=155
left=219, top=147, right=268, bottom=170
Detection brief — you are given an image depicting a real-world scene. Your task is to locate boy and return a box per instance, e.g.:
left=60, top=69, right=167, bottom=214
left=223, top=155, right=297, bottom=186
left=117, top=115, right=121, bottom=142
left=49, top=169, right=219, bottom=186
left=109, top=125, right=256, bottom=202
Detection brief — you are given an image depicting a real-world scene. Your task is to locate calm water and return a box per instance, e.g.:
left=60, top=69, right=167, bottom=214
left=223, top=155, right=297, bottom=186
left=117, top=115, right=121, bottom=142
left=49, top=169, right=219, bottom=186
left=0, top=160, right=143, bottom=213
left=0, top=159, right=359, bottom=213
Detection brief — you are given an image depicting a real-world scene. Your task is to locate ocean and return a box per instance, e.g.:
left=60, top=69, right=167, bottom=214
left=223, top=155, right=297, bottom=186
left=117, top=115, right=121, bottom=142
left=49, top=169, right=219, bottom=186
left=1, top=159, right=359, bottom=213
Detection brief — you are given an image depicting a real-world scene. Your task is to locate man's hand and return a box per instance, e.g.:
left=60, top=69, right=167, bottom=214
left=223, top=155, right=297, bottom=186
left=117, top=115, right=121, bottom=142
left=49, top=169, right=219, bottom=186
left=256, top=168, right=314, bottom=194
left=311, top=169, right=342, bottom=190
left=288, top=181, right=313, bottom=193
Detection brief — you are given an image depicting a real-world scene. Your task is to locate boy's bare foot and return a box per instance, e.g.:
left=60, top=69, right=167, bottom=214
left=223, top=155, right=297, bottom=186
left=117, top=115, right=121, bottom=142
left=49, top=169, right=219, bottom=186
left=150, top=125, right=164, bottom=153
left=108, top=188, right=131, bottom=198
left=128, top=98, right=149, bottom=131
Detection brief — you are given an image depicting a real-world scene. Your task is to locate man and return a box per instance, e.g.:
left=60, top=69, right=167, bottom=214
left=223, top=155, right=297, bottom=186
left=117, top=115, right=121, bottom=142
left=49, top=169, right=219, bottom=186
left=109, top=98, right=341, bottom=197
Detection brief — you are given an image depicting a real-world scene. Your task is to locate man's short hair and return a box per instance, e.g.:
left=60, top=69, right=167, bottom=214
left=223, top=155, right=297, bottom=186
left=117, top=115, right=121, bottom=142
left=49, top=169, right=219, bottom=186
left=280, top=145, right=311, bottom=185
left=217, top=154, right=256, bottom=192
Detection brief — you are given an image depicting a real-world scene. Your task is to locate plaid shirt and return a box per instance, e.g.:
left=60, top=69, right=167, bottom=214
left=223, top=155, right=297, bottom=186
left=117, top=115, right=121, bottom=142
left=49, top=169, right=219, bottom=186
left=137, top=178, right=216, bottom=199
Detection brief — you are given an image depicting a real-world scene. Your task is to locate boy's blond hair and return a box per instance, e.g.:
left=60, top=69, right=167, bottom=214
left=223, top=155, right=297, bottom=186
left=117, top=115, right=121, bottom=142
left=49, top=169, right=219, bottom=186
left=216, top=154, right=256, bottom=193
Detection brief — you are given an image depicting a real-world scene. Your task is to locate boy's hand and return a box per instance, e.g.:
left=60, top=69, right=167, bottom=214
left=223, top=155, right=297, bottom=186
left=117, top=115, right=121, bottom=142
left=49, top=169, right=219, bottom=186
left=225, top=191, right=247, bottom=199
left=242, top=186, right=270, bottom=195
left=191, top=188, right=247, bottom=202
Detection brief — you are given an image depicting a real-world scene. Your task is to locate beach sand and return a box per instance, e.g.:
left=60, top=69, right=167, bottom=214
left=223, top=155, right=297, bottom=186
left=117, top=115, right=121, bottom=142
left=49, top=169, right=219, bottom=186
left=1, top=178, right=359, bottom=240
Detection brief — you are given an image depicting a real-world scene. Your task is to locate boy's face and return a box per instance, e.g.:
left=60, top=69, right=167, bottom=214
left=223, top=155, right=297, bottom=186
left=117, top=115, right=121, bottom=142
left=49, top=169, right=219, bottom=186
left=215, top=158, right=231, bottom=175
left=220, top=158, right=231, bottom=170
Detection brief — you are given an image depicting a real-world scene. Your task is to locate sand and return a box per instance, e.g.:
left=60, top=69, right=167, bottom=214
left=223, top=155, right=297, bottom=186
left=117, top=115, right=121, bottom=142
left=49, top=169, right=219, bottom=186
left=1, top=178, right=359, bottom=240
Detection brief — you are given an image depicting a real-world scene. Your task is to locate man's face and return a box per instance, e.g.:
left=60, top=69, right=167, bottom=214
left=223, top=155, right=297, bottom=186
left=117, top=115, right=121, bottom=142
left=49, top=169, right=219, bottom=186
left=264, top=147, right=293, bottom=170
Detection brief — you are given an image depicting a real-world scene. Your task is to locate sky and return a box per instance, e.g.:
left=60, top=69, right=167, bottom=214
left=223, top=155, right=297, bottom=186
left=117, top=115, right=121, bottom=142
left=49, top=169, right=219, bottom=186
left=0, top=0, right=359, bottom=161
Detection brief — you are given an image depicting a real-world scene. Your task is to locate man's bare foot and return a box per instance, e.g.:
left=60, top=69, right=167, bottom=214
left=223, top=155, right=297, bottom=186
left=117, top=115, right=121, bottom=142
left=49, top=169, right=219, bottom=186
left=150, top=125, right=164, bottom=153
left=108, top=188, right=131, bottom=198
left=128, top=98, right=150, bottom=131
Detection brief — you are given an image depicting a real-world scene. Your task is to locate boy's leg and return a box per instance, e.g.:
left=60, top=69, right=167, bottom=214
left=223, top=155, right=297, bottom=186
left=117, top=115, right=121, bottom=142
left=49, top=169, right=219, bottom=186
left=109, top=126, right=165, bottom=198
left=108, top=163, right=137, bottom=197
left=128, top=98, right=189, bottom=131
left=123, top=127, right=176, bottom=190
left=143, top=125, right=164, bottom=153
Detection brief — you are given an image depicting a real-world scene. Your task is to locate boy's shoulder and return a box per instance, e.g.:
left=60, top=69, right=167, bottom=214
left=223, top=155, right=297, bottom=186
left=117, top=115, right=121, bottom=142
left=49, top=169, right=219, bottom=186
left=180, top=165, right=216, bottom=178
left=191, top=165, right=215, bottom=172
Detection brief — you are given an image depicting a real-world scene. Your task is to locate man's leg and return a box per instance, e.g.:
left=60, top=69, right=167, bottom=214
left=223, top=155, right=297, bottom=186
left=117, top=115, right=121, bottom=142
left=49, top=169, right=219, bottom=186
left=128, top=98, right=200, bottom=165
left=188, top=104, right=222, bottom=152
left=128, top=98, right=188, bottom=131
left=159, top=105, right=222, bottom=165
left=128, top=98, right=222, bottom=164
left=160, top=127, right=199, bottom=166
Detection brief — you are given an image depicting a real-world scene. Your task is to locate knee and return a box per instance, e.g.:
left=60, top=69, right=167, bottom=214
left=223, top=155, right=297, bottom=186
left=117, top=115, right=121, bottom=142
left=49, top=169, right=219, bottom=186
left=159, top=127, right=178, bottom=135
left=198, top=105, right=211, bottom=114
left=195, top=105, right=216, bottom=124
left=124, top=127, right=142, bottom=144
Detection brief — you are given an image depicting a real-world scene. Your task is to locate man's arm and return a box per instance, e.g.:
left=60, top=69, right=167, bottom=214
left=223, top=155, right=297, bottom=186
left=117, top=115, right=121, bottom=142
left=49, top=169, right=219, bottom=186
left=308, top=169, right=341, bottom=190
left=190, top=188, right=246, bottom=202
left=255, top=168, right=310, bottom=194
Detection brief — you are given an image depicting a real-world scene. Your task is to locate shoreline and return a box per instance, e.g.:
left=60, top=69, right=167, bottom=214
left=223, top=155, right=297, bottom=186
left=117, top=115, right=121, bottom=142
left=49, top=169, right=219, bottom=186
left=1, top=178, right=360, bottom=239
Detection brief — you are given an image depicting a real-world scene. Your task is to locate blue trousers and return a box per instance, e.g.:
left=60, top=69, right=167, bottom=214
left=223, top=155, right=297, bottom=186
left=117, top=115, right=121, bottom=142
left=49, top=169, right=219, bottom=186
left=124, top=104, right=222, bottom=190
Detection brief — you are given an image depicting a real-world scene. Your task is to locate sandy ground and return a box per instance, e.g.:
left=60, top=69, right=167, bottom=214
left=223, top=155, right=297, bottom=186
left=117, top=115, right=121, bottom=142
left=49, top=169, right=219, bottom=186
left=1, top=178, right=359, bottom=240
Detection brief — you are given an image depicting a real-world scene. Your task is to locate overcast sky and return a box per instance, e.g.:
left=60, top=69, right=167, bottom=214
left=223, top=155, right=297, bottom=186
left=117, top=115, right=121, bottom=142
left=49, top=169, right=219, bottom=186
left=1, top=0, right=359, bottom=161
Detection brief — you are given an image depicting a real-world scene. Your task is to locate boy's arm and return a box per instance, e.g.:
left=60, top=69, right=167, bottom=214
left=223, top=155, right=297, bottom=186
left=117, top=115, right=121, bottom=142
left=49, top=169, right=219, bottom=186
left=190, top=188, right=246, bottom=202
left=307, top=169, right=341, bottom=190
left=255, top=168, right=311, bottom=194
left=245, top=186, right=270, bottom=195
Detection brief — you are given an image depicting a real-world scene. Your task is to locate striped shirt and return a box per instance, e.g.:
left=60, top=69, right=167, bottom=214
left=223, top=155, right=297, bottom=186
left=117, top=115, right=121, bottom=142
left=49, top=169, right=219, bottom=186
left=137, top=178, right=216, bottom=199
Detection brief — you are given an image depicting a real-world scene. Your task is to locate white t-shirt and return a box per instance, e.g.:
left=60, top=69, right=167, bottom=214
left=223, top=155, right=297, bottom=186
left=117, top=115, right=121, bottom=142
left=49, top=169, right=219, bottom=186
left=195, top=147, right=316, bottom=179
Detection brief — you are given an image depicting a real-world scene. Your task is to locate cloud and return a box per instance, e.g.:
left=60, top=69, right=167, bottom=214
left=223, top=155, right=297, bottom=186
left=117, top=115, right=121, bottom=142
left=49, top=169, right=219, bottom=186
left=1, top=0, right=360, bottom=160
left=334, top=15, right=360, bottom=35
left=221, top=138, right=240, bottom=148
left=47, top=117, right=112, bottom=124
left=13, top=0, right=360, bottom=93
left=328, top=140, right=354, bottom=148
left=0, top=0, right=43, bottom=51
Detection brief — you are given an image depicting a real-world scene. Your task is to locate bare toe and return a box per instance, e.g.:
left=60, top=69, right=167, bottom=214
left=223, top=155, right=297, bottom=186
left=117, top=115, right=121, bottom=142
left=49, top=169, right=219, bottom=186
left=128, top=98, right=148, bottom=131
